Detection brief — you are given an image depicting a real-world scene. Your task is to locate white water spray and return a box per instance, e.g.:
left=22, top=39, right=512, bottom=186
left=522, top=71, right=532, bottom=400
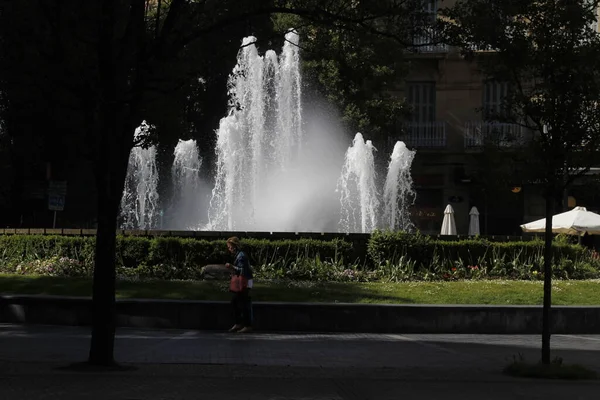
left=171, top=139, right=202, bottom=229
left=121, top=31, right=417, bottom=233
left=207, top=31, right=304, bottom=231
left=383, top=141, right=416, bottom=232
left=120, top=121, right=159, bottom=229
left=338, top=133, right=380, bottom=233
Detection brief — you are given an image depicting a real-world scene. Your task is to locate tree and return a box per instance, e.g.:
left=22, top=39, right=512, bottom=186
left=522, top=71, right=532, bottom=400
left=2, top=0, right=434, bottom=366
left=441, top=0, right=600, bottom=364
left=272, top=14, right=411, bottom=142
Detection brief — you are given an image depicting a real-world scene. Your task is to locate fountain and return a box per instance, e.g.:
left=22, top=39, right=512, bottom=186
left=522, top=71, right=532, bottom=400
left=120, top=31, right=417, bottom=233
left=170, top=139, right=203, bottom=229
left=337, top=133, right=379, bottom=233
left=383, top=141, right=416, bottom=232
left=119, top=121, right=160, bottom=229
left=207, top=30, right=306, bottom=231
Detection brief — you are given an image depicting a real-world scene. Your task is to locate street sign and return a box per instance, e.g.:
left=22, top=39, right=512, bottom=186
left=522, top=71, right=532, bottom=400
left=47, top=181, right=67, bottom=212
left=48, top=193, right=65, bottom=211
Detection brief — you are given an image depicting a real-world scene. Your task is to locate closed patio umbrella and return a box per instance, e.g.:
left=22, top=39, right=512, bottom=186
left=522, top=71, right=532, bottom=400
left=441, top=204, right=457, bottom=235
left=468, top=206, right=480, bottom=236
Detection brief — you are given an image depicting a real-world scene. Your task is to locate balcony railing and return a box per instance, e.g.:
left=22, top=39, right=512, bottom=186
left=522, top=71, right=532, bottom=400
left=393, top=121, right=447, bottom=148
left=464, top=121, right=526, bottom=148
left=412, top=34, right=449, bottom=53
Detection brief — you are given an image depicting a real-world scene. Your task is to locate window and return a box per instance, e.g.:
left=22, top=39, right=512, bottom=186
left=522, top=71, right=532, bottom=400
left=412, top=0, right=444, bottom=51
left=408, top=82, right=436, bottom=123
left=483, top=81, right=510, bottom=119
left=423, top=0, right=438, bottom=21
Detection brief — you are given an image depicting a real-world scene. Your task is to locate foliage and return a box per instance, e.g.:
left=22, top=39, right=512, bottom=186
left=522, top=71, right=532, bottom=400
left=12, top=256, right=91, bottom=278
left=272, top=13, right=411, bottom=139
left=0, top=2, right=458, bottom=365
left=2, top=233, right=599, bottom=282
left=440, top=0, right=600, bottom=187
left=0, top=235, right=354, bottom=280
left=367, top=230, right=432, bottom=266
left=367, top=230, right=600, bottom=280
left=440, top=0, right=600, bottom=364
left=0, top=235, right=96, bottom=267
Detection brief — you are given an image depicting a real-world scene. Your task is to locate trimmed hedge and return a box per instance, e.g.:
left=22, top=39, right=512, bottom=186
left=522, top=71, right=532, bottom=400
left=0, top=234, right=352, bottom=272
left=367, top=230, right=600, bottom=279
left=1, top=232, right=599, bottom=281
left=0, top=235, right=96, bottom=266
left=367, top=230, right=592, bottom=267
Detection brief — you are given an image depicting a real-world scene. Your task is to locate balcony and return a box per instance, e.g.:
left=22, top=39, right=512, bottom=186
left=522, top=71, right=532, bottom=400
left=412, top=34, right=449, bottom=54
left=464, top=121, right=526, bottom=148
left=394, top=121, right=447, bottom=149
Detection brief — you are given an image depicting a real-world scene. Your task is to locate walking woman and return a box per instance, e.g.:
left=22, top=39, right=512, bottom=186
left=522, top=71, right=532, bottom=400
left=225, top=236, right=254, bottom=333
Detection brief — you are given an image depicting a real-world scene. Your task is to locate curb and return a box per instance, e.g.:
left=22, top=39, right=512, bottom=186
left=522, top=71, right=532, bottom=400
left=2, top=294, right=600, bottom=333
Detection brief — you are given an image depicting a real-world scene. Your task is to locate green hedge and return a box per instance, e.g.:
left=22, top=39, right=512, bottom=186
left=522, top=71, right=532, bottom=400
left=0, top=235, right=96, bottom=266
left=1, top=233, right=599, bottom=281
left=367, top=230, right=600, bottom=280
left=0, top=234, right=353, bottom=277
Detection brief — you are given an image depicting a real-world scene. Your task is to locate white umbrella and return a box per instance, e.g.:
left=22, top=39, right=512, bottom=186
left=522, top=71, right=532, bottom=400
left=520, top=206, right=600, bottom=236
left=468, top=206, right=480, bottom=236
left=441, top=204, right=457, bottom=235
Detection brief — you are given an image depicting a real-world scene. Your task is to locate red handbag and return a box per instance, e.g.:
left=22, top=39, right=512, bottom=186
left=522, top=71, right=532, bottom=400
left=229, top=275, right=249, bottom=292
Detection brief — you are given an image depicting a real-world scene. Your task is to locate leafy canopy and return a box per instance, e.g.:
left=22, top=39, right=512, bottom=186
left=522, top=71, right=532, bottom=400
left=441, top=0, right=600, bottom=187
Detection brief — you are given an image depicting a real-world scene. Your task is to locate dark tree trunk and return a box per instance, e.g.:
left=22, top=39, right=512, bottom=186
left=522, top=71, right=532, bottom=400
left=541, top=184, right=556, bottom=365
left=88, top=0, right=133, bottom=366
left=88, top=175, right=120, bottom=365
left=87, top=115, right=133, bottom=365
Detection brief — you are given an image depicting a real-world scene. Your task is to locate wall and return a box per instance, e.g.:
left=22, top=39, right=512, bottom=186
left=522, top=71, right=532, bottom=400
left=2, top=294, right=600, bottom=334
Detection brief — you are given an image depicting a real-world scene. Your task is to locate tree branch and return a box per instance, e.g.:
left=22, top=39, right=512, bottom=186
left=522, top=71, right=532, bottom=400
left=175, top=5, right=414, bottom=52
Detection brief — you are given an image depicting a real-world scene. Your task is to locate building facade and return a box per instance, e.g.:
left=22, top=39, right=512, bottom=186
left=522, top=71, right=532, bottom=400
left=389, top=0, right=600, bottom=235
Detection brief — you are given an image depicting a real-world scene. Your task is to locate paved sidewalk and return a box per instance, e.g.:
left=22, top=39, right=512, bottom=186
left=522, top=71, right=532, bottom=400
left=2, top=323, right=600, bottom=370
left=2, top=323, right=600, bottom=399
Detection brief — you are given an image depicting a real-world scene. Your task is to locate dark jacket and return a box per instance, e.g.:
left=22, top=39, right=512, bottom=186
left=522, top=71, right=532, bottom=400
left=232, top=250, right=253, bottom=280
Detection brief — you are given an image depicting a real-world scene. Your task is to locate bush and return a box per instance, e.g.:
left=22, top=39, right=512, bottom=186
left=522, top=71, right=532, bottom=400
left=1, top=233, right=599, bottom=282
left=367, top=230, right=600, bottom=280
left=13, top=256, right=91, bottom=277
left=367, top=230, right=432, bottom=266
left=0, top=235, right=95, bottom=271
left=0, top=234, right=355, bottom=281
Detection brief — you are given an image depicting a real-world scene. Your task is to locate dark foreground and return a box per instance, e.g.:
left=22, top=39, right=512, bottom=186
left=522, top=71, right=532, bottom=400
left=2, top=324, right=600, bottom=399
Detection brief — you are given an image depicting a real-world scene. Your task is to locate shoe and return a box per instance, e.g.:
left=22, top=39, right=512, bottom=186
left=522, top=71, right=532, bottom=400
left=228, top=324, right=243, bottom=332
left=237, top=327, right=253, bottom=333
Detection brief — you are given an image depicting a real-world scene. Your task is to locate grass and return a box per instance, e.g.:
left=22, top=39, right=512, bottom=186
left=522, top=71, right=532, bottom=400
left=2, top=274, right=600, bottom=304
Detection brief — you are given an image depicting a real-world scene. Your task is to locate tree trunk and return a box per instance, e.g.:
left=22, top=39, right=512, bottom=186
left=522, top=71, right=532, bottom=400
left=87, top=112, right=133, bottom=365
left=88, top=177, right=120, bottom=365
left=541, top=186, right=556, bottom=365
left=88, top=0, right=131, bottom=366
